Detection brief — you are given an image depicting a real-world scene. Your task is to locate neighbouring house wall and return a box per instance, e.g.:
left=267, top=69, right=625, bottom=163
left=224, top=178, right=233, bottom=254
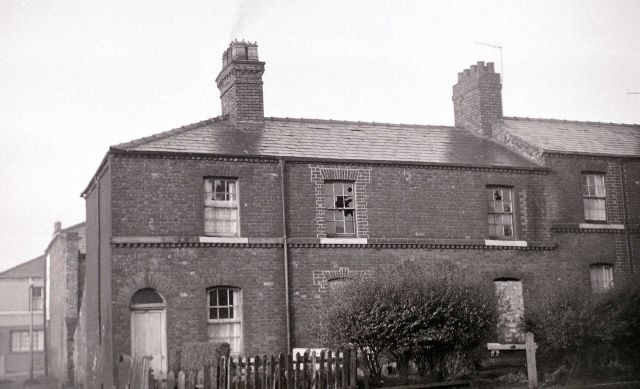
left=544, top=155, right=638, bottom=277
left=76, top=165, right=113, bottom=389
left=0, top=278, right=45, bottom=376
left=46, top=224, right=85, bottom=387
left=0, top=326, right=45, bottom=374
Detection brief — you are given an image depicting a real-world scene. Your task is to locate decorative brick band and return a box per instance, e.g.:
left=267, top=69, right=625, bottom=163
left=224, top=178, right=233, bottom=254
left=113, top=242, right=282, bottom=248
left=109, top=150, right=549, bottom=174
left=111, top=150, right=278, bottom=164
left=288, top=242, right=555, bottom=250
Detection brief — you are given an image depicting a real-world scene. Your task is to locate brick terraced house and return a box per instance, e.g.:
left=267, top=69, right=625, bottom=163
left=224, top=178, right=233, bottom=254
left=75, top=41, right=639, bottom=388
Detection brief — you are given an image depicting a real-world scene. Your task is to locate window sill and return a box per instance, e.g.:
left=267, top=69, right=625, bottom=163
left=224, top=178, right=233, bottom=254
left=199, top=236, right=249, bottom=244
left=485, top=239, right=527, bottom=247
left=578, top=223, right=624, bottom=230
left=320, top=238, right=368, bottom=244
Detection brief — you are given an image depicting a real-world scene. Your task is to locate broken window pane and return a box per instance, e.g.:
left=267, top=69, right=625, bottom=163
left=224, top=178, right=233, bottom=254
left=324, top=181, right=356, bottom=237
left=487, top=187, right=514, bottom=239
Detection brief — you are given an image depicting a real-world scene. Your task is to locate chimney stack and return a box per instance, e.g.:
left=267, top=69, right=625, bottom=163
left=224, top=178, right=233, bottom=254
left=215, top=40, right=265, bottom=124
left=452, top=61, right=502, bottom=137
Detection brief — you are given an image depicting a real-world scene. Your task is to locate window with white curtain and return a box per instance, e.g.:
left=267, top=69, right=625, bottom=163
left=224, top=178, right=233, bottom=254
left=204, top=178, right=239, bottom=236
left=207, top=287, right=242, bottom=355
left=590, top=264, right=613, bottom=293
left=583, top=173, right=606, bottom=222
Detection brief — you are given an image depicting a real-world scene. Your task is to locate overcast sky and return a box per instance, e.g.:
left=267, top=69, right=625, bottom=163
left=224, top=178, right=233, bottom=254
left=1, top=0, right=639, bottom=272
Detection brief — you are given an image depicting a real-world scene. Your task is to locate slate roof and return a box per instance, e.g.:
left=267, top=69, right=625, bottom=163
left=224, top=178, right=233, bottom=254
left=0, top=256, right=44, bottom=278
left=500, top=117, right=640, bottom=157
left=111, top=117, right=541, bottom=169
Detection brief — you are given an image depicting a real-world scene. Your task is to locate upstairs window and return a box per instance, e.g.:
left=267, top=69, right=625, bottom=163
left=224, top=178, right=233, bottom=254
left=207, top=287, right=242, bottom=355
left=487, top=187, right=514, bottom=239
left=590, top=264, right=613, bottom=293
left=583, top=173, right=606, bottom=222
left=204, top=178, right=239, bottom=236
left=31, top=286, right=43, bottom=311
left=324, top=181, right=356, bottom=237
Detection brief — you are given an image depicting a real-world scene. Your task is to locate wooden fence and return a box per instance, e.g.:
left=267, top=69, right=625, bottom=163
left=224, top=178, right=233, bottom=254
left=118, top=349, right=358, bottom=389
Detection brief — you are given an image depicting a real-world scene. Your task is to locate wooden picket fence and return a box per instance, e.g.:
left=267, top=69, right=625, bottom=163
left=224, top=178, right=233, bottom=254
left=119, top=349, right=358, bottom=389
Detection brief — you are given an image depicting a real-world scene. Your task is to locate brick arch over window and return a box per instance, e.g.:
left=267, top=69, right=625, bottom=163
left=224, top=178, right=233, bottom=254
left=310, top=165, right=370, bottom=238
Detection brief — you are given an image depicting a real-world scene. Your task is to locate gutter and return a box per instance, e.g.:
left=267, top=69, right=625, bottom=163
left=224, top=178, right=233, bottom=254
left=279, top=158, right=291, bottom=351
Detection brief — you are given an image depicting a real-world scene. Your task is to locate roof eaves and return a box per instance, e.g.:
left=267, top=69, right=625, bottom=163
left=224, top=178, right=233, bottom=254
left=107, top=148, right=548, bottom=173
left=504, top=116, right=640, bottom=128
left=542, top=150, right=640, bottom=159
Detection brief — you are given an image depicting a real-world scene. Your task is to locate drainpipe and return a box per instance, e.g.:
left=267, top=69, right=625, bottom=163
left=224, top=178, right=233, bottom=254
left=620, top=164, right=633, bottom=274
left=279, top=159, right=291, bottom=352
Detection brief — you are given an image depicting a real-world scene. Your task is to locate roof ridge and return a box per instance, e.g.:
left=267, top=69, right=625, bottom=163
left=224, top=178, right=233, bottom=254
left=265, top=116, right=455, bottom=130
left=111, top=115, right=228, bottom=150
left=504, top=116, right=640, bottom=128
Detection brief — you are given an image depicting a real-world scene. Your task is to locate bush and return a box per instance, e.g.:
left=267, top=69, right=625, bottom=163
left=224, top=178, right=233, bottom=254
left=320, top=263, right=498, bottom=382
left=525, top=279, right=640, bottom=376
left=179, top=342, right=230, bottom=371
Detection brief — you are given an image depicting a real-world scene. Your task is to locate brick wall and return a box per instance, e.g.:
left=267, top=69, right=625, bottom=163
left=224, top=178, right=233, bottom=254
left=110, top=245, right=288, bottom=367
left=110, top=156, right=283, bottom=237
left=286, top=162, right=551, bottom=242
left=287, top=246, right=576, bottom=348
left=76, top=166, right=113, bottom=389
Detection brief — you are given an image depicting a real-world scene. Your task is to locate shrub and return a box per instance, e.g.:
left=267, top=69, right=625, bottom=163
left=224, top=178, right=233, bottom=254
left=320, top=263, right=498, bottom=382
left=525, top=279, right=640, bottom=376
left=179, top=342, right=230, bottom=371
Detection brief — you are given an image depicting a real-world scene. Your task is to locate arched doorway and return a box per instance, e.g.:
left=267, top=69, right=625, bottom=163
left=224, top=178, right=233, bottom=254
left=130, top=288, right=167, bottom=377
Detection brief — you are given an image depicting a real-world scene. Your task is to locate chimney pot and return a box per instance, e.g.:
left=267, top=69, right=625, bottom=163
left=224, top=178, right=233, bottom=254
left=216, top=40, right=265, bottom=123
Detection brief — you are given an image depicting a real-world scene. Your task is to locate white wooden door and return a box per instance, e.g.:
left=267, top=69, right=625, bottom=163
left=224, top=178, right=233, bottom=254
left=131, top=309, right=166, bottom=377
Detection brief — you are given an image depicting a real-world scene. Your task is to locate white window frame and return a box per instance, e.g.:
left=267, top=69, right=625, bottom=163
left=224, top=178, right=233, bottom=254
left=583, top=173, right=606, bottom=222
left=487, top=186, right=515, bottom=240
left=11, top=330, right=44, bottom=353
left=324, top=181, right=357, bottom=238
left=590, top=264, right=613, bottom=293
left=207, top=287, right=243, bottom=355
left=204, top=178, right=240, bottom=237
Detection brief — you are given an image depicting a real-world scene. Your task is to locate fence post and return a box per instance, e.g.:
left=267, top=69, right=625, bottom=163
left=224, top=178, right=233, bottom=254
left=349, top=349, right=356, bottom=389
left=178, top=370, right=185, bottom=389
left=525, top=332, right=538, bottom=389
